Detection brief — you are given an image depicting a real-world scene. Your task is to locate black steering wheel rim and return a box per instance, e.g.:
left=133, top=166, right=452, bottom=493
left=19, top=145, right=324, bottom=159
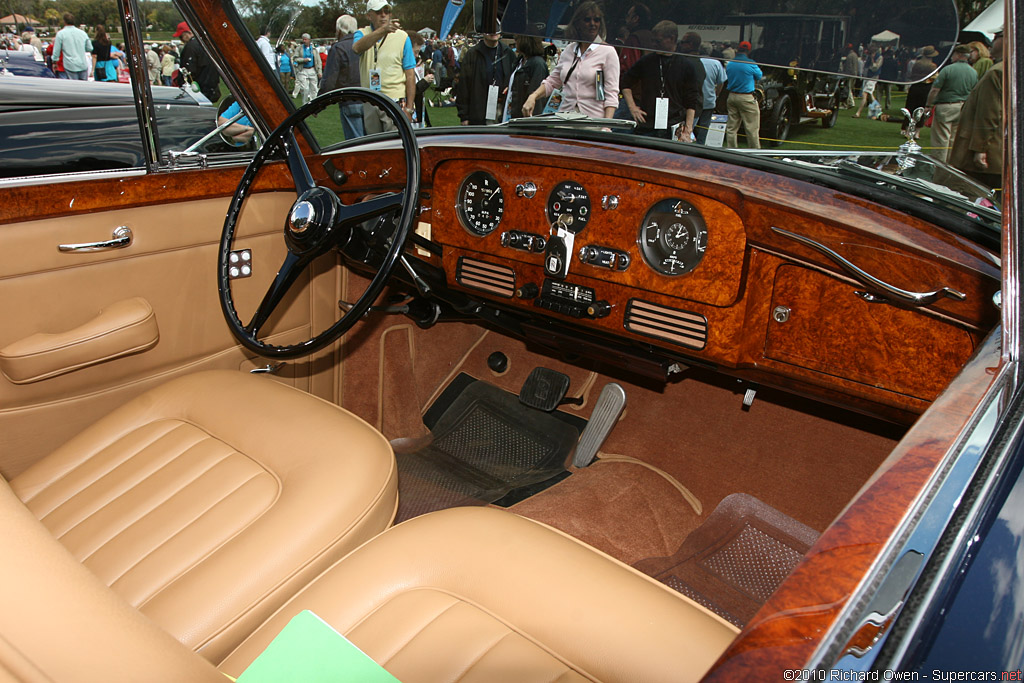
left=218, top=87, right=420, bottom=359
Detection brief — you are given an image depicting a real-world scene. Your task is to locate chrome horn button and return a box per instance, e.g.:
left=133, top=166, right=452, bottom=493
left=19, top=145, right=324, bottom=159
left=288, top=200, right=316, bottom=235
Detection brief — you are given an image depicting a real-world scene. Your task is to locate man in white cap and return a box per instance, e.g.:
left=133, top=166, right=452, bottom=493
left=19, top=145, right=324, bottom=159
left=292, top=32, right=322, bottom=105
left=353, top=0, right=416, bottom=132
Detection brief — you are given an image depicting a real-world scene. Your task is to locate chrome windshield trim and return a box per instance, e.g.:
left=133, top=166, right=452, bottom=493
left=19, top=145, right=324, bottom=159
left=1005, top=0, right=1022, bottom=369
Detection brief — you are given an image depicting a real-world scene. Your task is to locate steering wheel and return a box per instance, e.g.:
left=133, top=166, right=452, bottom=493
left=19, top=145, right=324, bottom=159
left=219, top=88, right=420, bottom=358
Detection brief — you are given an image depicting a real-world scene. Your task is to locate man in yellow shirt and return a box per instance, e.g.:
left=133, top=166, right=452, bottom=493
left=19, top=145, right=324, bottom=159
left=353, top=0, right=417, bottom=133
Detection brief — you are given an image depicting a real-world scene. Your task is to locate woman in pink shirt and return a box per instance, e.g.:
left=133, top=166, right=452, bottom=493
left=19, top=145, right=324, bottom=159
left=521, top=1, right=619, bottom=118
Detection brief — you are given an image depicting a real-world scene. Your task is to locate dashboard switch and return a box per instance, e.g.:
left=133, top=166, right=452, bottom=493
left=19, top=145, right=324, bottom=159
left=586, top=301, right=612, bottom=319
left=578, top=245, right=631, bottom=271
left=501, top=230, right=547, bottom=253
left=516, top=282, right=540, bottom=299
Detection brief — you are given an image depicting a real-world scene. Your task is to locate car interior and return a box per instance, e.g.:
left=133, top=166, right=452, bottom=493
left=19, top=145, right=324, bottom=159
left=0, top=0, right=1009, bottom=679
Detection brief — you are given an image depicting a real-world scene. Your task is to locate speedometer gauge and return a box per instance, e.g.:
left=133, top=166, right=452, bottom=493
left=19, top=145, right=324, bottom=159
left=457, top=171, right=504, bottom=236
left=638, top=198, right=708, bottom=276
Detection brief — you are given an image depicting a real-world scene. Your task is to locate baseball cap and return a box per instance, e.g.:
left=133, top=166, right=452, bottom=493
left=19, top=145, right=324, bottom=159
left=738, top=40, right=751, bottom=52
left=366, top=0, right=392, bottom=12
left=172, top=21, right=190, bottom=37
left=953, top=44, right=972, bottom=55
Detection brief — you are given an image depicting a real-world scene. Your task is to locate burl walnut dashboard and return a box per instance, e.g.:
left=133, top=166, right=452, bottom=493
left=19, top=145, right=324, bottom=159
left=336, top=134, right=1001, bottom=422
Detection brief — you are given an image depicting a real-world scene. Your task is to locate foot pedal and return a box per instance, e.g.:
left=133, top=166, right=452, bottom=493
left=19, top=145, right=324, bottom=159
left=573, top=383, right=627, bottom=468
left=519, top=367, right=570, bottom=412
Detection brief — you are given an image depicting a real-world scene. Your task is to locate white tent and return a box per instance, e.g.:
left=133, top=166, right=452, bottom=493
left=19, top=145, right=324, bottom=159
left=871, top=29, right=900, bottom=47
left=418, top=27, right=437, bottom=39
left=964, top=0, right=1002, bottom=39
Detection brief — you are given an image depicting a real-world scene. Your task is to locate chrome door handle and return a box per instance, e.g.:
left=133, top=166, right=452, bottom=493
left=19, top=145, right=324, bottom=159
left=58, top=226, right=133, bottom=253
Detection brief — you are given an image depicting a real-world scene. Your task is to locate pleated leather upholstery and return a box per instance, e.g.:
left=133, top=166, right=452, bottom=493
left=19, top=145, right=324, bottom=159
left=221, top=507, right=739, bottom=682
left=10, top=370, right=397, bottom=662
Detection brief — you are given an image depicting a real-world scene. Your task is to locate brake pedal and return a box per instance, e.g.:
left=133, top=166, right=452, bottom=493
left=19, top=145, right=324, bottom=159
left=573, top=383, right=627, bottom=468
left=519, top=367, right=570, bottom=412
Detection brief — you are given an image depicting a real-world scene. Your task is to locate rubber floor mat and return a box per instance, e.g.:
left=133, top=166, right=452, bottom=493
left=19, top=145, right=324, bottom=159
left=394, top=374, right=585, bottom=523
left=633, top=493, right=819, bottom=627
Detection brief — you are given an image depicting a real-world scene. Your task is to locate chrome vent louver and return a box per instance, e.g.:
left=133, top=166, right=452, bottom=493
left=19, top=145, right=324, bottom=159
left=624, top=299, right=707, bottom=350
left=456, top=257, right=516, bottom=298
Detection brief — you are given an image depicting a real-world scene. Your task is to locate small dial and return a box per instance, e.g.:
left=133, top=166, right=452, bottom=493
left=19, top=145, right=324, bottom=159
left=546, top=181, right=591, bottom=233
left=638, top=198, right=708, bottom=276
left=458, top=170, right=504, bottom=236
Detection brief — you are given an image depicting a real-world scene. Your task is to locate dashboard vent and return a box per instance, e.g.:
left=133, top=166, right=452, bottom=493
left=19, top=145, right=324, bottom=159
left=456, top=257, right=516, bottom=298
left=624, top=299, right=707, bottom=350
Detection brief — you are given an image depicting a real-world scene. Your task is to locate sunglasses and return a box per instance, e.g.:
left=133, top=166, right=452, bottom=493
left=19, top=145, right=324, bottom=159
left=581, top=16, right=602, bottom=23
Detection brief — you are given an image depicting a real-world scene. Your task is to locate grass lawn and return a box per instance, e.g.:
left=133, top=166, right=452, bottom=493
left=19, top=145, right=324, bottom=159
left=753, top=88, right=930, bottom=154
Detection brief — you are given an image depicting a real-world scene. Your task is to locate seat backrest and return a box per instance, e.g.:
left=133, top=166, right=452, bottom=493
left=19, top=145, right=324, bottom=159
left=0, top=480, right=224, bottom=683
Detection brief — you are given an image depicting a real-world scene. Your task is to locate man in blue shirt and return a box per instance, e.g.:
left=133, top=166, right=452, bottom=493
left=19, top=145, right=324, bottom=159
left=724, top=40, right=763, bottom=148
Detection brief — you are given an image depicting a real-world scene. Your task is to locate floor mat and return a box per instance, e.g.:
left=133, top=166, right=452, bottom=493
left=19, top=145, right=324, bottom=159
left=633, top=493, right=819, bottom=627
left=393, top=374, right=586, bottom=523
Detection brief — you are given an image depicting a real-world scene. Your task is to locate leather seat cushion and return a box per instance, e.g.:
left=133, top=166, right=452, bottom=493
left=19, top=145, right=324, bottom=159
left=8, top=370, right=397, bottom=662
left=220, top=506, right=740, bottom=683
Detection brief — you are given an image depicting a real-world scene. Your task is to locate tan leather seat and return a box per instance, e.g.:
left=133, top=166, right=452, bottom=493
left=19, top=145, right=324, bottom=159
left=7, top=370, right=397, bottom=663
left=220, top=506, right=740, bottom=682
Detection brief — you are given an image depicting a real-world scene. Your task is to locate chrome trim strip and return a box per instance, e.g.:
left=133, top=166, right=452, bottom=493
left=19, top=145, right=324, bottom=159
left=0, top=169, right=148, bottom=189
left=1005, top=0, right=1021, bottom=369
left=805, top=329, right=1013, bottom=672
left=120, top=0, right=161, bottom=170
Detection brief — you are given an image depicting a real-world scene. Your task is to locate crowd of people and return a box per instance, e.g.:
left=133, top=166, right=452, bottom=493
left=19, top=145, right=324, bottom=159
left=837, top=32, right=1004, bottom=187
left=4, top=0, right=1004, bottom=180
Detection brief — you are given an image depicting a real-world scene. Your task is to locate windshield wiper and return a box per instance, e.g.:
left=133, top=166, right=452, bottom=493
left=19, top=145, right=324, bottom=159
left=832, top=159, right=1001, bottom=225
left=504, top=111, right=636, bottom=130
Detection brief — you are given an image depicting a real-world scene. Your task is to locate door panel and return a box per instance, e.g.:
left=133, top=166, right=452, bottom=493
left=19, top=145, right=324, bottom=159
left=0, top=191, right=326, bottom=478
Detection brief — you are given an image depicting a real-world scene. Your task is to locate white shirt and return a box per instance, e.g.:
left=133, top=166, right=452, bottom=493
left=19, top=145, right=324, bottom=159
left=256, top=35, right=277, bottom=69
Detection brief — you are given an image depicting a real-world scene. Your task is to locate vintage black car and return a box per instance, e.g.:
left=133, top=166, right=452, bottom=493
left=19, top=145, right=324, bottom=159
left=0, top=0, right=1017, bottom=679
left=0, top=75, right=237, bottom=177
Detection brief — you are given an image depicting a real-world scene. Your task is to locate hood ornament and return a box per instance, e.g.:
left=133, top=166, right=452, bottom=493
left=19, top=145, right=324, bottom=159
left=896, top=107, right=926, bottom=171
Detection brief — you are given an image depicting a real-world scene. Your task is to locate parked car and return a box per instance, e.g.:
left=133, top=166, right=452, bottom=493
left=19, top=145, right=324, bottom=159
left=0, top=0, right=1017, bottom=679
left=0, top=48, right=54, bottom=78
left=0, top=75, right=231, bottom=177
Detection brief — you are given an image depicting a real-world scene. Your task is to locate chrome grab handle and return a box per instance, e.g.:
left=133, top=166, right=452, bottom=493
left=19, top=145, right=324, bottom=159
left=772, top=227, right=966, bottom=308
left=58, top=226, right=133, bottom=253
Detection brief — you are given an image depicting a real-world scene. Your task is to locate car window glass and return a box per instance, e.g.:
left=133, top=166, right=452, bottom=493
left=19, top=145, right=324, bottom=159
left=0, top=18, right=147, bottom=179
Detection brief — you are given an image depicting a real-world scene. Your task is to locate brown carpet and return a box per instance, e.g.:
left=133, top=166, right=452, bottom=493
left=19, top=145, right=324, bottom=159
left=634, top=493, right=819, bottom=626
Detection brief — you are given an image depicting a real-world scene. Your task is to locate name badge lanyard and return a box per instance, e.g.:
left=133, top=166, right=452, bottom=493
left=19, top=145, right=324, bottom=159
left=369, top=33, right=388, bottom=92
left=655, top=57, right=669, bottom=129
left=486, top=48, right=504, bottom=122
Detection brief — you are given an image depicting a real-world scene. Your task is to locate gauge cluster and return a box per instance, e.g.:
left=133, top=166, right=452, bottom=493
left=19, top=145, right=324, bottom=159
left=440, top=161, right=744, bottom=311
left=454, top=170, right=713, bottom=279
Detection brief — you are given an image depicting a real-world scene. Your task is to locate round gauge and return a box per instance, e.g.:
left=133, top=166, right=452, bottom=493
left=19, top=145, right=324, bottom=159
left=638, top=198, right=708, bottom=276
left=457, top=170, right=504, bottom=236
left=546, top=181, right=591, bottom=233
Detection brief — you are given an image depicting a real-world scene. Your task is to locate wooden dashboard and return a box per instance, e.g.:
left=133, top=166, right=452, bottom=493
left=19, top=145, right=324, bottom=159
left=329, top=132, right=999, bottom=423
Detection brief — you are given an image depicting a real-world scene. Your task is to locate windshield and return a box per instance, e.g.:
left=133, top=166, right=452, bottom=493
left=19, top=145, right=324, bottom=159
left=228, top=0, right=1001, bottom=235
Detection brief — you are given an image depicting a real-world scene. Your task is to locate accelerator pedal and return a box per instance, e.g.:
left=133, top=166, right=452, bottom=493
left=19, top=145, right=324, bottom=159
left=572, top=383, right=627, bottom=468
left=519, top=367, right=571, bottom=412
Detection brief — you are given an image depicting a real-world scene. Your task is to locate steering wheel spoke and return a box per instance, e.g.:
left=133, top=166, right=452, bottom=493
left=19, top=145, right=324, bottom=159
left=337, top=191, right=406, bottom=228
left=284, top=131, right=317, bottom=196
left=219, top=87, right=421, bottom=359
left=245, top=251, right=309, bottom=336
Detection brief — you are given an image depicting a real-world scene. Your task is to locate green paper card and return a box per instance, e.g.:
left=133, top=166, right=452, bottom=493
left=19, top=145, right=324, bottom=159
left=236, top=610, right=401, bottom=682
